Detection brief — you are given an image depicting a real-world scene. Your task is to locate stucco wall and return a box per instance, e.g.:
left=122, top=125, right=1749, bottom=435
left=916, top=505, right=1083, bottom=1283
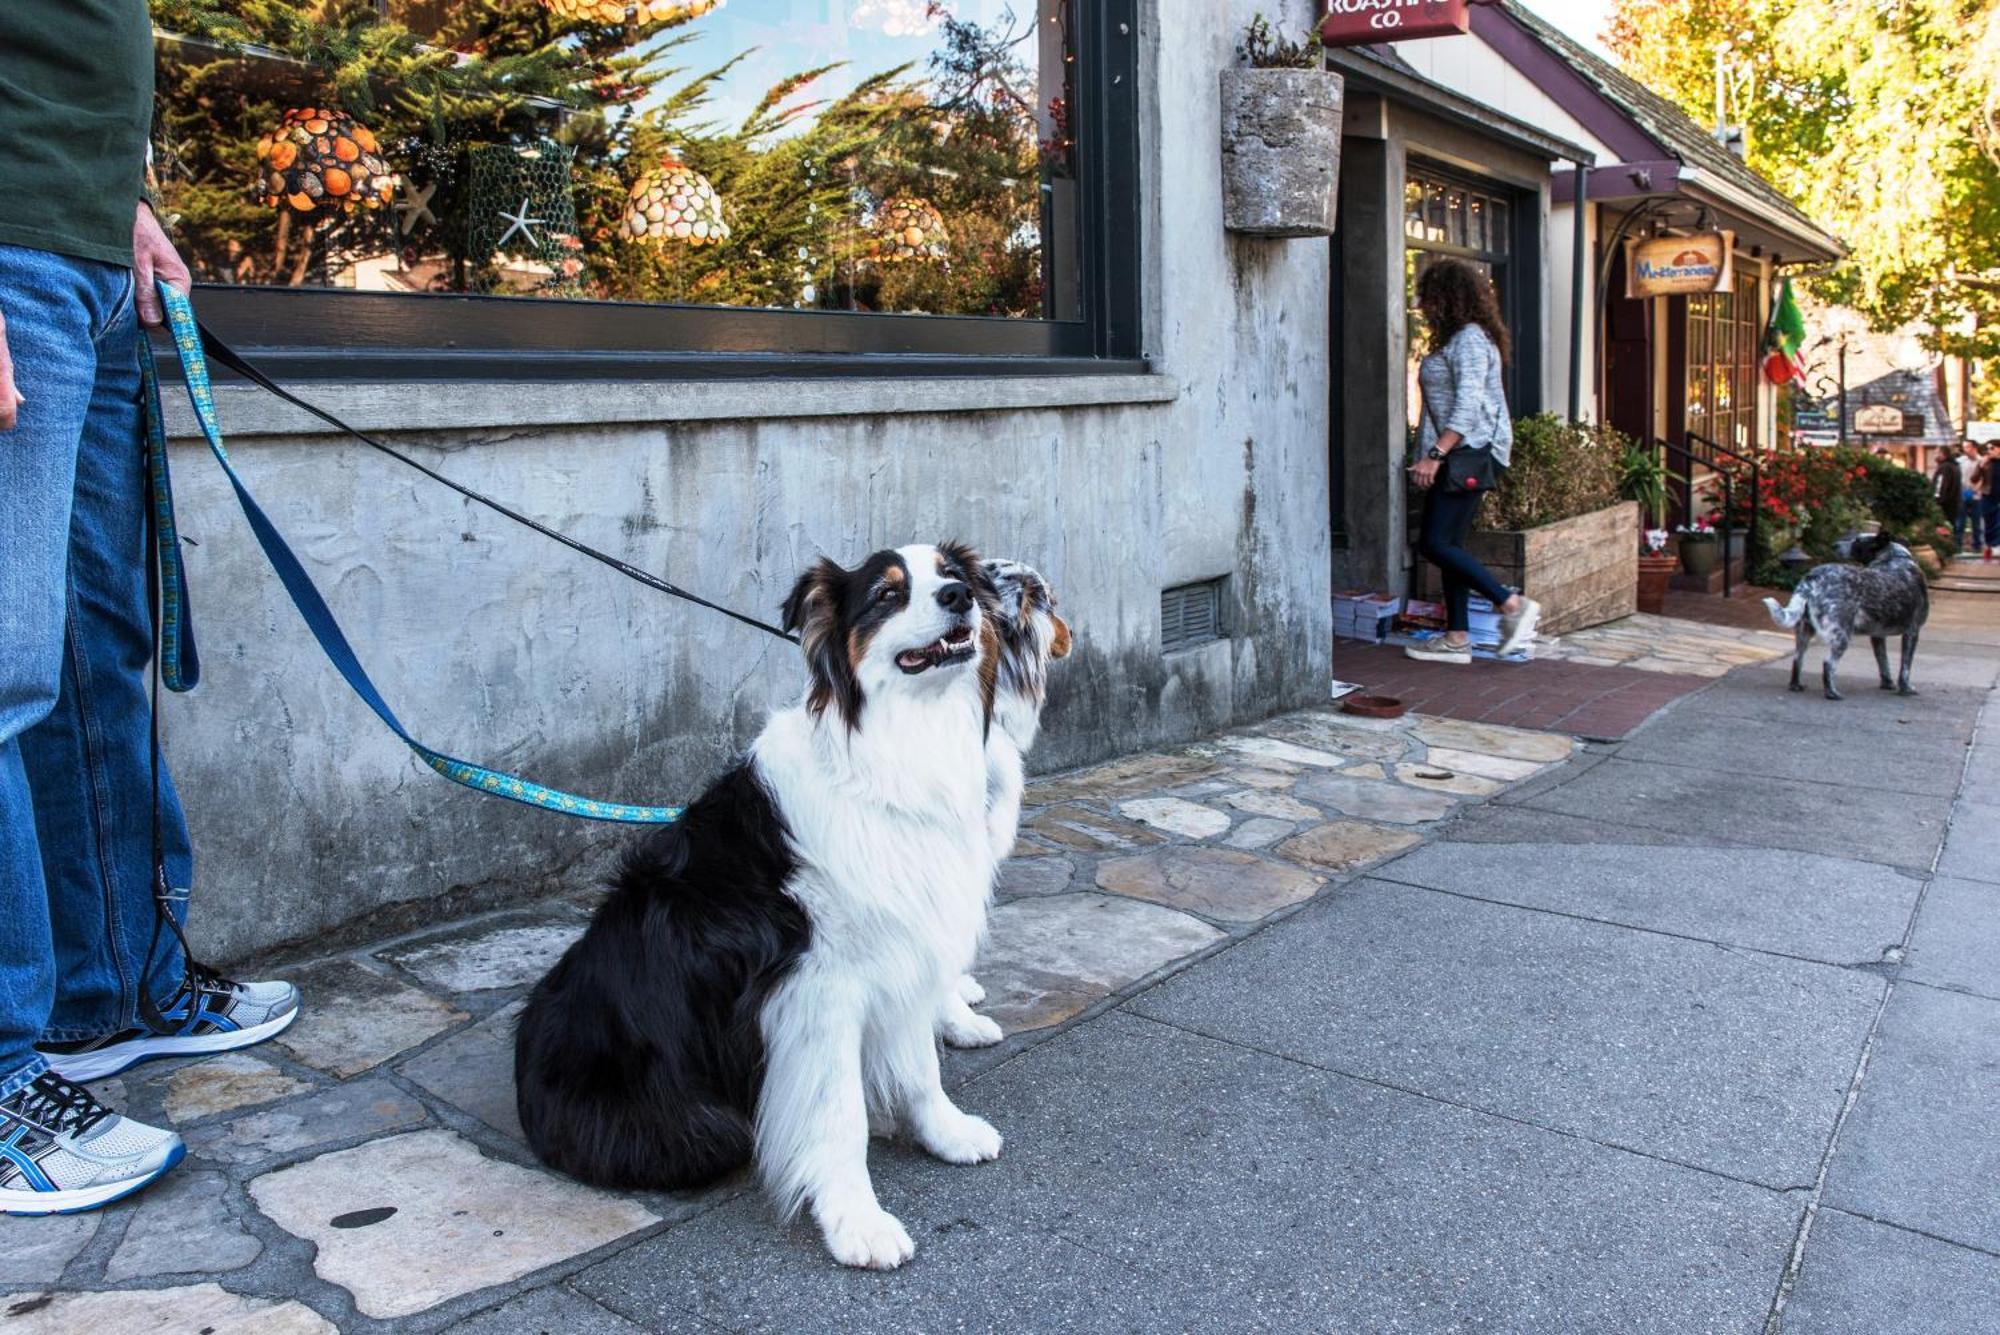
left=158, top=0, right=1335, bottom=963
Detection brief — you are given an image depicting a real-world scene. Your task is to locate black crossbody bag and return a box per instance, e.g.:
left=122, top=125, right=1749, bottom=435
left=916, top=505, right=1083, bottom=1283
left=1421, top=399, right=1503, bottom=494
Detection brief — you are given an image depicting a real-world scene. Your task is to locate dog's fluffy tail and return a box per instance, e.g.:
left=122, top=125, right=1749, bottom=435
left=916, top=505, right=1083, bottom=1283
left=1764, top=591, right=1808, bottom=629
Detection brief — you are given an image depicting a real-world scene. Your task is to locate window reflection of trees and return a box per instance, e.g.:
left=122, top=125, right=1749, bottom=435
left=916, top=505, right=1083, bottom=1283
left=149, top=0, right=1078, bottom=320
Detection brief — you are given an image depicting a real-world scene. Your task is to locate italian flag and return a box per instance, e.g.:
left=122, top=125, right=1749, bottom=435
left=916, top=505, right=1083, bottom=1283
left=1763, top=277, right=1807, bottom=385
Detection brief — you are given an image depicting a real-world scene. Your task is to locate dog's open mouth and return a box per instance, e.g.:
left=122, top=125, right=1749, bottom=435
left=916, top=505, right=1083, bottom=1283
left=896, top=630, right=976, bottom=674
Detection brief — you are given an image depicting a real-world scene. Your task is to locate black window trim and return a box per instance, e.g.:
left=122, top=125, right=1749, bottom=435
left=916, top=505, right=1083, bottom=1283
left=1402, top=156, right=1544, bottom=417
left=181, top=0, right=1143, bottom=383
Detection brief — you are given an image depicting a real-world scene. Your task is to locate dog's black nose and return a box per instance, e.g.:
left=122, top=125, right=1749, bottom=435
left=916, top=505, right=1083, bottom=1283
left=936, top=580, right=973, bottom=614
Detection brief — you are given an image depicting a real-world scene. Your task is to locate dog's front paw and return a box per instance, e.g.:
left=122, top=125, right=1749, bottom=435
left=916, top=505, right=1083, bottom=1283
left=941, top=1011, right=1004, bottom=1049
left=819, top=1205, right=916, bottom=1270
left=919, top=1110, right=1003, bottom=1165
left=956, top=973, right=987, bottom=1005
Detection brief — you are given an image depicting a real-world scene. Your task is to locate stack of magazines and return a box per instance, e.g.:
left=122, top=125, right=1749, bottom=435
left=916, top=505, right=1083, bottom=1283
left=1333, top=591, right=1402, bottom=642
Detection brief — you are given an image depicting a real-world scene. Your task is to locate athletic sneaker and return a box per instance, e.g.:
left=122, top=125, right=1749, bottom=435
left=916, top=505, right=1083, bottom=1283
left=1404, top=640, right=1472, bottom=664
left=1498, top=597, right=1543, bottom=657
left=39, top=964, right=301, bottom=1083
left=0, top=1072, right=184, bottom=1215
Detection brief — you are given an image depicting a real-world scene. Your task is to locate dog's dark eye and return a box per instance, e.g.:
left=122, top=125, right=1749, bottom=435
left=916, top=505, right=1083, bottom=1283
left=874, top=585, right=903, bottom=604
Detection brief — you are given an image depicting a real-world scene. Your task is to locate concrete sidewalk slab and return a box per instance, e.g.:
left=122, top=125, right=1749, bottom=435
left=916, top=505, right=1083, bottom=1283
left=577, top=1013, right=1801, bottom=1333
left=1937, top=799, right=2000, bottom=886
left=1614, top=711, right=1973, bottom=798
left=1687, top=669, right=1987, bottom=738
left=1904, top=877, right=2000, bottom=1000
left=1129, top=881, right=1881, bottom=1187
left=1375, top=842, right=1922, bottom=965
left=1517, top=757, right=1950, bottom=869
left=1782, top=1209, right=2000, bottom=1335
left=1439, top=803, right=1723, bottom=850
left=1824, top=984, right=2000, bottom=1255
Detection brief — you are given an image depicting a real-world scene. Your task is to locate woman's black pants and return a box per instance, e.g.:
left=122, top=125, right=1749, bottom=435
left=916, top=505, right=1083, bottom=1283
left=1419, top=484, right=1513, bottom=634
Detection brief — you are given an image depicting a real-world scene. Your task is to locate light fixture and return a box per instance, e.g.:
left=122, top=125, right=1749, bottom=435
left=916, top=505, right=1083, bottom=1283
left=620, top=153, right=729, bottom=246
left=864, top=195, right=949, bottom=263
left=541, top=0, right=725, bottom=21
left=254, top=107, right=394, bottom=218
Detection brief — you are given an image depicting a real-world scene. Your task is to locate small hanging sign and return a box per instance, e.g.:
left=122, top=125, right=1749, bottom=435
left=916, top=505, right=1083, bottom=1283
left=1320, top=0, right=1471, bottom=47
left=1626, top=230, right=1736, bottom=298
left=1854, top=404, right=1922, bottom=436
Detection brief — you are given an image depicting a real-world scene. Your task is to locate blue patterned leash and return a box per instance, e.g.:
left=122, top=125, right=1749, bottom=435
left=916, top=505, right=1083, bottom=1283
left=144, top=281, right=707, bottom=824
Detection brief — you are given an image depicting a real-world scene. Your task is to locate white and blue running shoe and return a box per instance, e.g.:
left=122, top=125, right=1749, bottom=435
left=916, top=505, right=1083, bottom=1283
left=39, top=964, right=301, bottom=1082
left=0, top=1072, right=184, bottom=1215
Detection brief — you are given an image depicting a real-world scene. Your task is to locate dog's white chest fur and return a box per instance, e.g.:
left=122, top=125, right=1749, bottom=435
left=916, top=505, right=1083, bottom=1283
left=754, top=692, right=995, bottom=990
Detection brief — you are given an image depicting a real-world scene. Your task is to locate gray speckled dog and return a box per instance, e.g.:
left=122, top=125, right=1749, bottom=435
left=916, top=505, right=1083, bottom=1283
left=1764, top=532, right=1929, bottom=700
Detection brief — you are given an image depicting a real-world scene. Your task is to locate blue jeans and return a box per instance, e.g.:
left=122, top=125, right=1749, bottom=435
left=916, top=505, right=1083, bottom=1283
left=1954, top=492, right=1974, bottom=549
left=0, top=244, right=192, bottom=1100
left=1986, top=495, right=2000, bottom=549
left=1418, top=482, right=1512, bottom=634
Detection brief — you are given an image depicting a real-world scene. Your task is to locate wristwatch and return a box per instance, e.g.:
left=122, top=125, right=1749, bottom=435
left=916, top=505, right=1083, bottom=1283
left=1425, top=445, right=1447, bottom=460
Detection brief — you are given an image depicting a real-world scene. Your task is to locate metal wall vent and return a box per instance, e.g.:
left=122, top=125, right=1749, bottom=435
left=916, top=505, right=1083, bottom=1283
left=1161, top=579, right=1225, bottom=653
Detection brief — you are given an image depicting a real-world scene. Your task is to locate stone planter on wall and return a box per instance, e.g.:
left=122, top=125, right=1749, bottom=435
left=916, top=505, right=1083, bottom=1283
left=1417, top=501, right=1640, bottom=636
left=1219, top=67, right=1343, bottom=237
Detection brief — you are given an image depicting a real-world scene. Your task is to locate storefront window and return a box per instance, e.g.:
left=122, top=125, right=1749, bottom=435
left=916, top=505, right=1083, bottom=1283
left=1403, top=167, right=1519, bottom=433
left=1683, top=267, right=1761, bottom=450
left=149, top=0, right=1137, bottom=369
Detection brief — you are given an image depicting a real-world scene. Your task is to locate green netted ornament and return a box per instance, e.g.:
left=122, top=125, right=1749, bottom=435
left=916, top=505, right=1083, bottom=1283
left=465, top=140, right=584, bottom=296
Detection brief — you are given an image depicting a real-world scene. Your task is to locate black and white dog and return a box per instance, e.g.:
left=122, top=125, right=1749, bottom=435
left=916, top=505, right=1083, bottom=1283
left=515, top=543, right=1007, bottom=1270
left=1764, top=531, right=1929, bottom=699
left=937, top=559, right=1071, bottom=1049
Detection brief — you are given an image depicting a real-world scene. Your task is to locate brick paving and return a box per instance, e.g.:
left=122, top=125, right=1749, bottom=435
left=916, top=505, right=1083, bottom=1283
left=1334, top=640, right=1711, bottom=740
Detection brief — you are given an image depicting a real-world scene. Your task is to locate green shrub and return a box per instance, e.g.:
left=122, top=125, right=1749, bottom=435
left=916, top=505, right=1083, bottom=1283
left=1478, top=414, right=1627, bottom=532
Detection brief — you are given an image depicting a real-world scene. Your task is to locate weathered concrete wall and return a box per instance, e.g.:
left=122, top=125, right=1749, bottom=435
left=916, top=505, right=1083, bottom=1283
left=160, top=0, right=1335, bottom=963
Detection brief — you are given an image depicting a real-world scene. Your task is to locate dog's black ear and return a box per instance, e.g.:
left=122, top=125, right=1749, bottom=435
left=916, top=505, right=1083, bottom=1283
left=782, top=557, right=864, bottom=731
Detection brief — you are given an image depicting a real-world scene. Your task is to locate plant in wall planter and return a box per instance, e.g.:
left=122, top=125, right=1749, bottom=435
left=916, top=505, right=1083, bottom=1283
left=1638, top=529, right=1676, bottom=615
left=1676, top=520, right=1720, bottom=578
left=1220, top=15, right=1343, bottom=237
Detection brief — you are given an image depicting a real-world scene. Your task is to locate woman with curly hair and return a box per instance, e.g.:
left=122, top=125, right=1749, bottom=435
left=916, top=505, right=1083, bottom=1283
left=1405, top=258, right=1540, bottom=663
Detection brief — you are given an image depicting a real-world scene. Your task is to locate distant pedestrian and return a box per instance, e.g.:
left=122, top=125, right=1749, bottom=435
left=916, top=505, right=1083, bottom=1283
left=1959, top=440, right=1984, bottom=551
left=1404, top=259, right=1540, bottom=664
left=1979, top=441, right=2000, bottom=562
left=1934, top=448, right=1963, bottom=543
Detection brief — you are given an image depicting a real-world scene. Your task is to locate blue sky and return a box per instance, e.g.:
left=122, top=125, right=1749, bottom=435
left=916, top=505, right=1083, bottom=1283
left=666, top=1, right=1618, bottom=135
left=661, top=0, right=1037, bottom=134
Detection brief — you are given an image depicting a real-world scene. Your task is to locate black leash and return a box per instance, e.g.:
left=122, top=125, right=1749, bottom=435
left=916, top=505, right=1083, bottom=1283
left=190, top=324, right=799, bottom=646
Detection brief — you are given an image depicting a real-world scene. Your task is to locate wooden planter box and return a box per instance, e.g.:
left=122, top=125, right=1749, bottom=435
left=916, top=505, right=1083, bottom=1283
left=1417, top=501, right=1639, bottom=636
left=1219, top=68, right=1343, bottom=237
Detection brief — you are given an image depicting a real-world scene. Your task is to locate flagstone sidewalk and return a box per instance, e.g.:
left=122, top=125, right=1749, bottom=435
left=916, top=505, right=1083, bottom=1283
left=0, top=704, right=1577, bottom=1333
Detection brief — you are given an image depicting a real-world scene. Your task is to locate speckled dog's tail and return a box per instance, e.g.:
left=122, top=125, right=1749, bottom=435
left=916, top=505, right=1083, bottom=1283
left=1764, top=590, right=1808, bottom=629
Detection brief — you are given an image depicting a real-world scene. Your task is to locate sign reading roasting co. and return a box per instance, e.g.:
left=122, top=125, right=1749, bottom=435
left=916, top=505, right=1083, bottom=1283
left=1625, top=230, right=1736, bottom=298
left=1319, top=0, right=1471, bottom=47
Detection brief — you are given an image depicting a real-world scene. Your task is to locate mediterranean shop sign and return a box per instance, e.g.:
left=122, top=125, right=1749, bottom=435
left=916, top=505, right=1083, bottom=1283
left=1626, top=231, right=1736, bottom=298
left=1320, top=0, right=1471, bottom=46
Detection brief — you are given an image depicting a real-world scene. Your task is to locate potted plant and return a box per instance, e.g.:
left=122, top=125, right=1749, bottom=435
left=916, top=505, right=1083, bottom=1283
left=1220, top=15, right=1343, bottom=237
left=1676, top=519, right=1720, bottom=578
left=1637, top=529, right=1675, bottom=614
left=1620, top=445, right=1675, bottom=613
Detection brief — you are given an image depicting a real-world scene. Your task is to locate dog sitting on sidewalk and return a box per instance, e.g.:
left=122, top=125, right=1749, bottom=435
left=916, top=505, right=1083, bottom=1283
left=938, top=559, right=1072, bottom=1050
left=515, top=543, right=1008, bottom=1271
left=1764, top=532, right=1929, bottom=700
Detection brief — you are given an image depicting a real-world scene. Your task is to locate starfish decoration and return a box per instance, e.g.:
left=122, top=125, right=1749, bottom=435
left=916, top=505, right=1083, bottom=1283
left=395, top=180, right=436, bottom=236
left=495, top=196, right=546, bottom=253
